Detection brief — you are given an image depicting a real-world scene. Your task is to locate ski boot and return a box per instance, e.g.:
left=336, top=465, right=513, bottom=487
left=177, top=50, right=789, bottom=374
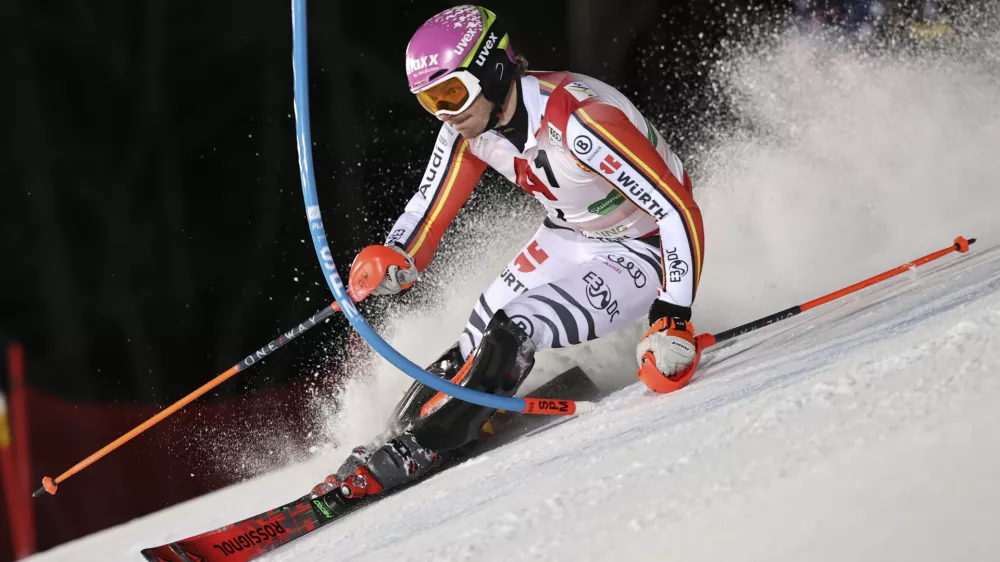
left=387, top=341, right=466, bottom=432
left=407, top=310, right=535, bottom=451
left=311, top=311, right=535, bottom=504
left=309, top=445, right=372, bottom=498
left=311, top=433, right=438, bottom=499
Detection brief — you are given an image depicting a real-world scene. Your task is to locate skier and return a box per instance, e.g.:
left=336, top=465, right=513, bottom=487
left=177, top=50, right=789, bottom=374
left=312, top=5, right=706, bottom=505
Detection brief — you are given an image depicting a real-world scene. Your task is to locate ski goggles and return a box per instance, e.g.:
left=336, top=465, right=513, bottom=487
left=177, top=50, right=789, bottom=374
left=412, top=70, right=482, bottom=117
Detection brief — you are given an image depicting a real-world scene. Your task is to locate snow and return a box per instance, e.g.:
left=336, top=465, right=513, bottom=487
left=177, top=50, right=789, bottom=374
left=31, top=237, right=1000, bottom=562
left=27, top=23, right=1000, bottom=562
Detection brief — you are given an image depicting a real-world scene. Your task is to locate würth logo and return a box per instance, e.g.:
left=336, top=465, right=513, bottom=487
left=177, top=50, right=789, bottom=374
left=513, top=241, right=549, bottom=273
left=599, top=154, right=622, bottom=175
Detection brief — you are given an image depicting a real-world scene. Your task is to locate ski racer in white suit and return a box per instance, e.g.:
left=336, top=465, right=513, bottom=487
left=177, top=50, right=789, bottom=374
left=311, top=5, right=707, bottom=505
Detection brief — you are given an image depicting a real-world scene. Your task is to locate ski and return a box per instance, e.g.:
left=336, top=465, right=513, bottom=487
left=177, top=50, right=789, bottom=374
left=141, top=367, right=599, bottom=561
left=140, top=489, right=359, bottom=562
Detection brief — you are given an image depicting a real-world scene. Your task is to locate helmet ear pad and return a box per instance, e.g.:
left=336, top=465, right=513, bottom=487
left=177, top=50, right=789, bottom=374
left=469, top=30, right=516, bottom=131
left=482, top=75, right=516, bottom=132
left=474, top=36, right=517, bottom=106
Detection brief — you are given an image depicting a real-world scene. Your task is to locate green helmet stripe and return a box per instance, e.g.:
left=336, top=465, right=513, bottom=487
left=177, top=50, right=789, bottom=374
left=459, top=6, right=499, bottom=68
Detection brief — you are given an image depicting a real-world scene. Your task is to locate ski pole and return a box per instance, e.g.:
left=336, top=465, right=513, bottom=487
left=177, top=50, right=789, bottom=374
left=33, top=302, right=344, bottom=497
left=648, top=236, right=977, bottom=394
left=695, top=236, right=976, bottom=350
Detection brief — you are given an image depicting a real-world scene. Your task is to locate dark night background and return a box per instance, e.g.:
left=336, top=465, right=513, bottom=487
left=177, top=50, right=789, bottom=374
left=1, top=0, right=774, bottom=403
left=0, top=0, right=956, bottom=557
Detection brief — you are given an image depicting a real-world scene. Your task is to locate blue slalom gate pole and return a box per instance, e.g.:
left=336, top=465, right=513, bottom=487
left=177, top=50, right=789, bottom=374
left=290, top=0, right=536, bottom=413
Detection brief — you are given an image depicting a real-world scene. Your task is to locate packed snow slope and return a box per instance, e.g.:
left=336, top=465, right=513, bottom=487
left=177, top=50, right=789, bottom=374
left=29, top=19, right=1000, bottom=562
left=31, top=240, right=1000, bottom=562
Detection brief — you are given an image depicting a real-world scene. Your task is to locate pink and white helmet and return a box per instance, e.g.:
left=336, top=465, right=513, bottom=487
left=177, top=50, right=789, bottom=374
left=405, top=5, right=516, bottom=106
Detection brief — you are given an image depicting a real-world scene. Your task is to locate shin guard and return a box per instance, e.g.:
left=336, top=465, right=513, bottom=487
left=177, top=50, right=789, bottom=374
left=409, top=310, right=535, bottom=451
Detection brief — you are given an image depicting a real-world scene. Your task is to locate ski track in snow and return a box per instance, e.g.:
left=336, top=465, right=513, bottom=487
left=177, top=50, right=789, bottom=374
left=29, top=242, right=1000, bottom=561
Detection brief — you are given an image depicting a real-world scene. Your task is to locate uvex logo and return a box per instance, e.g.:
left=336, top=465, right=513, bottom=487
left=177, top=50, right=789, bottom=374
left=599, top=154, right=621, bottom=175
left=475, top=32, right=498, bottom=66
left=406, top=54, right=439, bottom=75
left=454, top=27, right=478, bottom=55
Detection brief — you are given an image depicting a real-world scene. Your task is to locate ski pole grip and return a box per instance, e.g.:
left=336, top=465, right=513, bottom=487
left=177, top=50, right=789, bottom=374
left=695, top=333, right=717, bottom=350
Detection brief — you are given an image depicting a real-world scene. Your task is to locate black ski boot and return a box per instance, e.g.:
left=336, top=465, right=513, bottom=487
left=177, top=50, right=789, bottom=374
left=388, top=342, right=465, bottom=432
left=408, top=310, right=535, bottom=451
left=312, top=311, right=536, bottom=506
left=310, top=343, right=467, bottom=500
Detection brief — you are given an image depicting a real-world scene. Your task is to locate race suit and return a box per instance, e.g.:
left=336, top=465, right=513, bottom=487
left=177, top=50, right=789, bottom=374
left=386, top=71, right=706, bottom=359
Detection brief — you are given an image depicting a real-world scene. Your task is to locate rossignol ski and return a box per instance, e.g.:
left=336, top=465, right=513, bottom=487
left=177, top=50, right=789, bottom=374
left=141, top=367, right=599, bottom=561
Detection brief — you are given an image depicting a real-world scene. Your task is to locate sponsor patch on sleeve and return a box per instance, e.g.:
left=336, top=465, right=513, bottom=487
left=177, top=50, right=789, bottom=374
left=565, top=81, right=598, bottom=102
left=547, top=123, right=563, bottom=144
left=547, top=123, right=565, bottom=153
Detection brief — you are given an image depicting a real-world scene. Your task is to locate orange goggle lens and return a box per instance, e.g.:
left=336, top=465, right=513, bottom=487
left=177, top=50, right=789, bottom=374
left=414, top=76, right=472, bottom=115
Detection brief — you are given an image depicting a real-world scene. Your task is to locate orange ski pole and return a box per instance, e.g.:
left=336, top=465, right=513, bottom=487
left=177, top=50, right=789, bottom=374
left=695, top=236, right=976, bottom=350
left=33, top=302, right=345, bottom=498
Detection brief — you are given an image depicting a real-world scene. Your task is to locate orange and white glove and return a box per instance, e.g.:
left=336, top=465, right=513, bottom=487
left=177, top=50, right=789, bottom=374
left=348, top=244, right=419, bottom=300
left=371, top=245, right=418, bottom=296
left=635, top=300, right=700, bottom=394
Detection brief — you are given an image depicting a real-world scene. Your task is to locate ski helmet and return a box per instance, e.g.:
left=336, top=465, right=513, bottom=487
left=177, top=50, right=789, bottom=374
left=406, top=5, right=517, bottom=115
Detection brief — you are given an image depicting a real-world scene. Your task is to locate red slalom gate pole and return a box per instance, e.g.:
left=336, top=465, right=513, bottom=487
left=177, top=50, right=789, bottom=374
left=1, top=391, right=31, bottom=559
left=696, top=236, right=976, bottom=350
left=6, top=343, right=36, bottom=557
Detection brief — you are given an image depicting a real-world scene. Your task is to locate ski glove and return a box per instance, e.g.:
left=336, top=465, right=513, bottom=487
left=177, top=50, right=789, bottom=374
left=348, top=244, right=420, bottom=300
left=370, top=244, right=419, bottom=296
left=635, top=299, right=700, bottom=394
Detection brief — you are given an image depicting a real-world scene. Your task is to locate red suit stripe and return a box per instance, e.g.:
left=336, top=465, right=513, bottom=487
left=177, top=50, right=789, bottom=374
left=574, top=105, right=705, bottom=289
left=544, top=74, right=705, bottom=303
left=404, top=140, right=487, bottom=271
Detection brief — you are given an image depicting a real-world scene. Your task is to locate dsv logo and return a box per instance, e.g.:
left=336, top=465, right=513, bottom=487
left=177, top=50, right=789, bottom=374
left=606, top=254, right=647, bottom=288
left=582, top=272, right=620, bottom=321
